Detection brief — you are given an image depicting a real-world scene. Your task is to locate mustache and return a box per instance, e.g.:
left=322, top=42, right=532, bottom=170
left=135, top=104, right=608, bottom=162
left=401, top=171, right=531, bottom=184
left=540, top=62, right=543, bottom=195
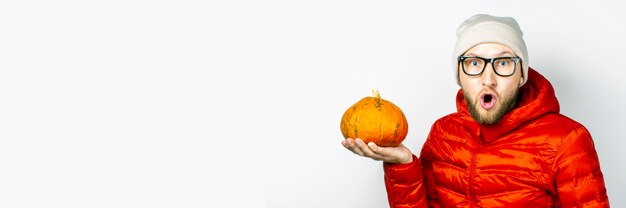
left=462, top=88, right=520, bottom=125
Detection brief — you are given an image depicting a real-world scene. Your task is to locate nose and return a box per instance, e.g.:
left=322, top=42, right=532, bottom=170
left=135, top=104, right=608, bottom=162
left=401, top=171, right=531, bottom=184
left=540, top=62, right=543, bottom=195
left=482, top=63, right=497, bottom=87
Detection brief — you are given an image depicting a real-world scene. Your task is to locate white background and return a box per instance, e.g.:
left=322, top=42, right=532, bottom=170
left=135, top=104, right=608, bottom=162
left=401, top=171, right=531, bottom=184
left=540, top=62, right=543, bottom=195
left=1, top=1, right=624, bottom=208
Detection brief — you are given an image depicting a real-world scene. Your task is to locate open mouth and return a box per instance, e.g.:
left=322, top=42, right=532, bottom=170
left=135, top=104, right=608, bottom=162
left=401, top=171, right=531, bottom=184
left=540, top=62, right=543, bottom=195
left=480, top=93, right=496, bottom=110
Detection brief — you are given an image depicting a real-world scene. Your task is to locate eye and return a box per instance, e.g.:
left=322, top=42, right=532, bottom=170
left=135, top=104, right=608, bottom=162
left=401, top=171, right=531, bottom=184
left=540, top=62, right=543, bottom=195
left=471, top=61, right=479, bottom=66
left=498, top=60, right=510, bottom=66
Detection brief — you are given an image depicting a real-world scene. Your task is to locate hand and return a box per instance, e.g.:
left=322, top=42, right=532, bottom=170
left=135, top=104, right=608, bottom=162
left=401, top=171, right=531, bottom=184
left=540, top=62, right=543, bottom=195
left=341, top=138, right=414, bottom=164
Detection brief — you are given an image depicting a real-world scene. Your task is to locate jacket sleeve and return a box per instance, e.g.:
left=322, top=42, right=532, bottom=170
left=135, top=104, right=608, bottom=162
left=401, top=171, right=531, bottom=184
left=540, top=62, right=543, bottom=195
left=383, top=154, right=428, bottom=208
left=553, top=126, right=610, bottom=207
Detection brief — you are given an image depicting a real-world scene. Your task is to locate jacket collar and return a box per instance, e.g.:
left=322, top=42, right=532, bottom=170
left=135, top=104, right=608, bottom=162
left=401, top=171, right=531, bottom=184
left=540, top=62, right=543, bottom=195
left=455, top=67, right=561, bottom=144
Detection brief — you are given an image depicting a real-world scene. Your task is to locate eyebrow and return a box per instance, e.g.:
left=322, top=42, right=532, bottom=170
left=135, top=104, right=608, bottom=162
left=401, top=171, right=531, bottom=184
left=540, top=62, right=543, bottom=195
left=465, top=51, right=515, bottom=57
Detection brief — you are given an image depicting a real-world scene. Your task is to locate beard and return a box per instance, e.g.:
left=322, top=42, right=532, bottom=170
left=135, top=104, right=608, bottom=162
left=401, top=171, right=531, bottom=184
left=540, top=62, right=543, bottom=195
left=464, top=88, right=519, bottom=125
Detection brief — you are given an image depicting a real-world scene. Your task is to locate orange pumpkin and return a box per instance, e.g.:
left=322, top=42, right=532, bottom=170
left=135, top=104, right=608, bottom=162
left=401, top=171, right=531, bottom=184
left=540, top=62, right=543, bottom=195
left=340, top=89, right=408, bottom=147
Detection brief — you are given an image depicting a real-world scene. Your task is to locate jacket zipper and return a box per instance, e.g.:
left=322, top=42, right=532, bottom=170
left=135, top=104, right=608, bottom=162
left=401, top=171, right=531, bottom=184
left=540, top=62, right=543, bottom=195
left=469, top=148, right=479, bottom=208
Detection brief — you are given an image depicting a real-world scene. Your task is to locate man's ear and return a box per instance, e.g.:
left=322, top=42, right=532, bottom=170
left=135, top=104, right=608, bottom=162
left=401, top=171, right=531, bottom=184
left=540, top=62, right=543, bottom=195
left=519, top=76, right=524, bottom=87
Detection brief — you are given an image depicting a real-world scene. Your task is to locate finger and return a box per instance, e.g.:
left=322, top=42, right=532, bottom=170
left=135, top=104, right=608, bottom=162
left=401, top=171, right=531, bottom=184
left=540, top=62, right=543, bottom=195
left=367, top=142, right=390, bottom=161
left=342, top=138, right=354, bottom=149
left=367, top=142, right=397, bottom=162
left=371, top=143, right=414, bottom=164
left=355, top=139, right=384, bottom=160
left=343, top=138, right=355, bottom=149
left=344, top=138, right=365, bottom=156
left=354, top=138, right=369, bottom=151
left=367, top=142, right=385, bottom=155
left=351, top=139, right=366, bottom=156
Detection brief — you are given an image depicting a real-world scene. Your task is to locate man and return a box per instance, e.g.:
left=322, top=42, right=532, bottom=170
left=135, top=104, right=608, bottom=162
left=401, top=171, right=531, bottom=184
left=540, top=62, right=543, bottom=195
left=341, top=14, right=610, bottom=207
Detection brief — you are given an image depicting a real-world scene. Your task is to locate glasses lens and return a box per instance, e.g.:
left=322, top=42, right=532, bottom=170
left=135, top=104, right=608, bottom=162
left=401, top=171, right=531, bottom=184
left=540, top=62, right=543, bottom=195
left=462, top=57, right=485, bottom=75
left=494, top=58, right=516, bottom=76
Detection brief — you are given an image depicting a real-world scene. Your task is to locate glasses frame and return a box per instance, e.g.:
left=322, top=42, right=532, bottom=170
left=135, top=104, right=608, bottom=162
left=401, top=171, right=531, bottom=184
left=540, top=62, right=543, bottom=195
left=458, top=56, right=521, bottom=77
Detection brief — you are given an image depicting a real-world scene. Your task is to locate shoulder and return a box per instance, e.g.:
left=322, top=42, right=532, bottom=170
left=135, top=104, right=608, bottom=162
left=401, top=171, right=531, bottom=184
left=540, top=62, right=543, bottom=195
left=524, top=113, right=596, bottom=160
left=528, top=113, right=589, bottom=138
left=431, top=113, right=464, bottom=133
left=423, top=113, right=469, bottom=148
left=541, top=114, right=595, bottom=149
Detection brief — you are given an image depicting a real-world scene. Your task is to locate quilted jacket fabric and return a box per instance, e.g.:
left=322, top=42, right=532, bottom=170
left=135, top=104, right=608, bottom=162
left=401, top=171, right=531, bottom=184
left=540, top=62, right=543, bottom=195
left=383, top=68, right=609, bottom=207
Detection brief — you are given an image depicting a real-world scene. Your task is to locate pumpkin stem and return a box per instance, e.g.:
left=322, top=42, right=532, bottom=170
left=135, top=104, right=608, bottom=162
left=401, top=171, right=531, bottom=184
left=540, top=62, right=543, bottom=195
left=372, top=89, right=380, bottom=98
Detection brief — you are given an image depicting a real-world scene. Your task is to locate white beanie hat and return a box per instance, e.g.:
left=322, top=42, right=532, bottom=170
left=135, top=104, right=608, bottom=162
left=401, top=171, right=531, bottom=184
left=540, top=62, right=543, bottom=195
left=452, top=14, right=529, bottom=86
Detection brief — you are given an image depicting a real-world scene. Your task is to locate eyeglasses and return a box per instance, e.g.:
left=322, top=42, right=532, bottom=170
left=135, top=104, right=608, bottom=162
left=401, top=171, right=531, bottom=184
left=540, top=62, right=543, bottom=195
left=458, top=56, right=521, bottom=77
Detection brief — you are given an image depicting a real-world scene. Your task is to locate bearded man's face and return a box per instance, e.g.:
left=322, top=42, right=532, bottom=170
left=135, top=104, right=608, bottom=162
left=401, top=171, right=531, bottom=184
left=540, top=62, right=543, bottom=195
left=458, top=43, right=524, bottom=125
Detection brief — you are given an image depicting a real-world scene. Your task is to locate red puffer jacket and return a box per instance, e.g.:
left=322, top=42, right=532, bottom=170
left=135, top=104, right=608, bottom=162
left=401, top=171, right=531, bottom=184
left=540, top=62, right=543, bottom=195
left=383, top=68, right=609, bottom=208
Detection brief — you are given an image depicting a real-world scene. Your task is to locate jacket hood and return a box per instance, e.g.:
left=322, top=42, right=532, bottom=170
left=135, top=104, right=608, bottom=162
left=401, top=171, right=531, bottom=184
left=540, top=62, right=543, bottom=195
left=455, top=67, right=560, bottom=144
